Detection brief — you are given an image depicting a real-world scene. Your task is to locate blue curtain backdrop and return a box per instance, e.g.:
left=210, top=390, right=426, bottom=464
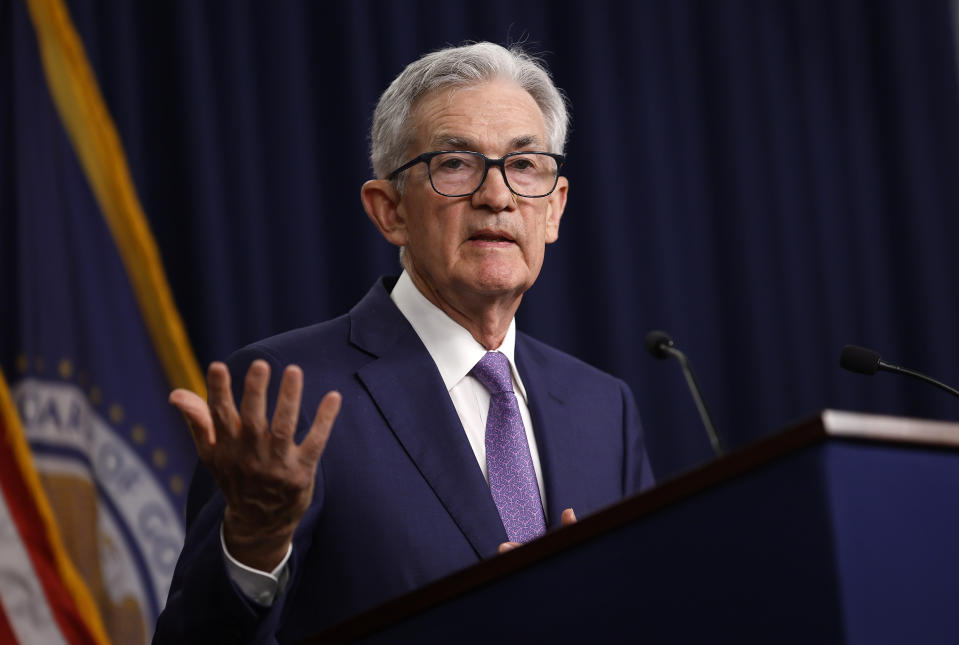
left=56, top=0, right=959, bottom=478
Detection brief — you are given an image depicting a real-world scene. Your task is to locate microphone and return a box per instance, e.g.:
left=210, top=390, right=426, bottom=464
left=645, top=330, right=725, bottom=456
left=839, top=345, right=959, bottom=399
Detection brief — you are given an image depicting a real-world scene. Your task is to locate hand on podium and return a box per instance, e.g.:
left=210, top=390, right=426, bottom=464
left=498, top=507, right=577, bottom=553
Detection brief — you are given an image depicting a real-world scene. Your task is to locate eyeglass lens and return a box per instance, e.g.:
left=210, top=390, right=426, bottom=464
left=429, top=152, right=558, bottom=197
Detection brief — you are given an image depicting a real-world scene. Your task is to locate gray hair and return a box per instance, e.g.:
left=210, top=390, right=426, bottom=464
left=369, top=42, right=569, bottom=182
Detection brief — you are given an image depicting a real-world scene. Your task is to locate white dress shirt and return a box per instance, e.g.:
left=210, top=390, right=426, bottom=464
left=389, top=271, right=546, bottom=504
left=223, top=271, right=546, bottom=603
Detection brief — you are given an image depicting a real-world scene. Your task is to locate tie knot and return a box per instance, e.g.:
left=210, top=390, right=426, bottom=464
left=471, top=352, right=513, bottom=394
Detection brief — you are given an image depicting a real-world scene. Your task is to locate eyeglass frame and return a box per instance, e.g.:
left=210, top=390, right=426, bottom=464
left=386, top=150, right=566, bottom=198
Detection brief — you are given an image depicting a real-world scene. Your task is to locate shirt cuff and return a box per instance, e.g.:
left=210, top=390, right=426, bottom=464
left=220, top=523, right=292, bottom=606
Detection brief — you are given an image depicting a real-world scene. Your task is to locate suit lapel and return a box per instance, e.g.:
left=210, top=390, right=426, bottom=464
left=349, top=280, right=507, bottom=557
left=516, top=335, right=584, bottom=528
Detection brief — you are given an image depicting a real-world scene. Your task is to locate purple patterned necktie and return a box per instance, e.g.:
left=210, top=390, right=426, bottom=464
left=471, top=351, right=546, bottom=543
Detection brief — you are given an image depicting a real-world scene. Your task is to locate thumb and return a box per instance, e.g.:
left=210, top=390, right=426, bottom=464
left=170, top=388, right=215, bottom=456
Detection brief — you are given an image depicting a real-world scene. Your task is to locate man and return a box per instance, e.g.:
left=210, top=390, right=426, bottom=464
left=154, top=42, right=654, bottom=644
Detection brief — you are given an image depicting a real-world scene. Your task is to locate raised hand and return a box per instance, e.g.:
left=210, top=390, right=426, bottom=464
left=170, top=359, right=341, bottom=571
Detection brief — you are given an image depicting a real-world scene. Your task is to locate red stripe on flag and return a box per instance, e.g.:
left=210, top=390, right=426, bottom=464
left=0, top=598, right=21, bottom=645
left=0, top=416, right=99, bottom=645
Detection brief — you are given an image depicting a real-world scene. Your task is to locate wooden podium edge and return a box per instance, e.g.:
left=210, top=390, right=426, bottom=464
left=304, top=409, right=959, bottom=644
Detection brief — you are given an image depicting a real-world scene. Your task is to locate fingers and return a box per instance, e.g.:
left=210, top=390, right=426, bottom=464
left=238, top=360, right=270, bottom=439
left=207, top=362, right=241, bottom=438
left=270, top=366, right=304, bottom=450
left=495, top=509, right=577, bottom=558
left=300, top=391, right=342, bottom=462
left=497, top=509, right=576, bottom=556
left=195, top=359, right=340, bottom=467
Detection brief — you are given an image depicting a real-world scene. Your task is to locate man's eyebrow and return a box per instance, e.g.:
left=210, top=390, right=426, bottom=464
left=510, top=135, right=541, bottom=149
left=429, top=134, right=544, bottom=151
left=431, top=135, right=475, bottom=150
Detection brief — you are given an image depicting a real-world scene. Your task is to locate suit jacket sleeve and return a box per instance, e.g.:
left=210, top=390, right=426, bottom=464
left=620, top=378, right=655, bottom=494
left=153, top=345, right=319, bottom=645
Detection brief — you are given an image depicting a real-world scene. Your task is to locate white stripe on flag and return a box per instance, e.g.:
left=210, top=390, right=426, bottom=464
left=0, top=491, right=69, bottom=645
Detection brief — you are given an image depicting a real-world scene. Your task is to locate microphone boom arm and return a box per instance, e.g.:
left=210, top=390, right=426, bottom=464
left=660, top=344, right=725, bottom=456
left=880, top=361, right=959, bottom=399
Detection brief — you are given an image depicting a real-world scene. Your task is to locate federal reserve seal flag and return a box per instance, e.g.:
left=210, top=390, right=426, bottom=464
left=0, top=0, right=203, bottom=643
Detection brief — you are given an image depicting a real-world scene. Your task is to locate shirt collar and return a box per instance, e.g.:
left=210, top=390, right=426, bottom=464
left=390, top=271, right=528, bottom=402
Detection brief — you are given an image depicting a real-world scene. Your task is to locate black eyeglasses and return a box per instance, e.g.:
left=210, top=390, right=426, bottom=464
left=387, top=150, right=565, bottom=198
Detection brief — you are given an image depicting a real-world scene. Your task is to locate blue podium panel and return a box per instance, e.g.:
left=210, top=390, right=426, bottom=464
left=826, top=442, right=959, bottom=644
left=308, top=412, right=959, bottom=645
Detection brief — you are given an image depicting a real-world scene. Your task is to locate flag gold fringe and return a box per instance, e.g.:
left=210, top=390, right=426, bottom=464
left=25, top=0, right=206, bottom=398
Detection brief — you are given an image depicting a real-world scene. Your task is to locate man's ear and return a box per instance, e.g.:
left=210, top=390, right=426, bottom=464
left=545, top=176, right=568, bottom=244
left=361, top=180, right=408, bottom=247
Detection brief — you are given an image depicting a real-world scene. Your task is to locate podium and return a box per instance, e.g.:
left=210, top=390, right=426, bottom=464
left=305, top=410, right=959, bottom=644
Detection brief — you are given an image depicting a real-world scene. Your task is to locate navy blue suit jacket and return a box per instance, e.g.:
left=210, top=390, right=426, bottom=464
left=154, top=278, right=654, bottom=643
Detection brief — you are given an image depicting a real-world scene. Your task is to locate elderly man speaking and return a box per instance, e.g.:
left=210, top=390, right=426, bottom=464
left=154, top=41, right=654, bottom=643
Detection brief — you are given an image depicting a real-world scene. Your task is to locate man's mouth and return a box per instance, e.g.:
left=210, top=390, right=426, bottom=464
left=469, top=230, right=515, bottom=243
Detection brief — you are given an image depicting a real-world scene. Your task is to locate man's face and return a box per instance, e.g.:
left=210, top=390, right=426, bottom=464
left=395, top=79, right=567, bottom=308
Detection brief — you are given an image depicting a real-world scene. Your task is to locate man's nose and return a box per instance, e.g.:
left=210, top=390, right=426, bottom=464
left=471, top=164, right=514, bottom=211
